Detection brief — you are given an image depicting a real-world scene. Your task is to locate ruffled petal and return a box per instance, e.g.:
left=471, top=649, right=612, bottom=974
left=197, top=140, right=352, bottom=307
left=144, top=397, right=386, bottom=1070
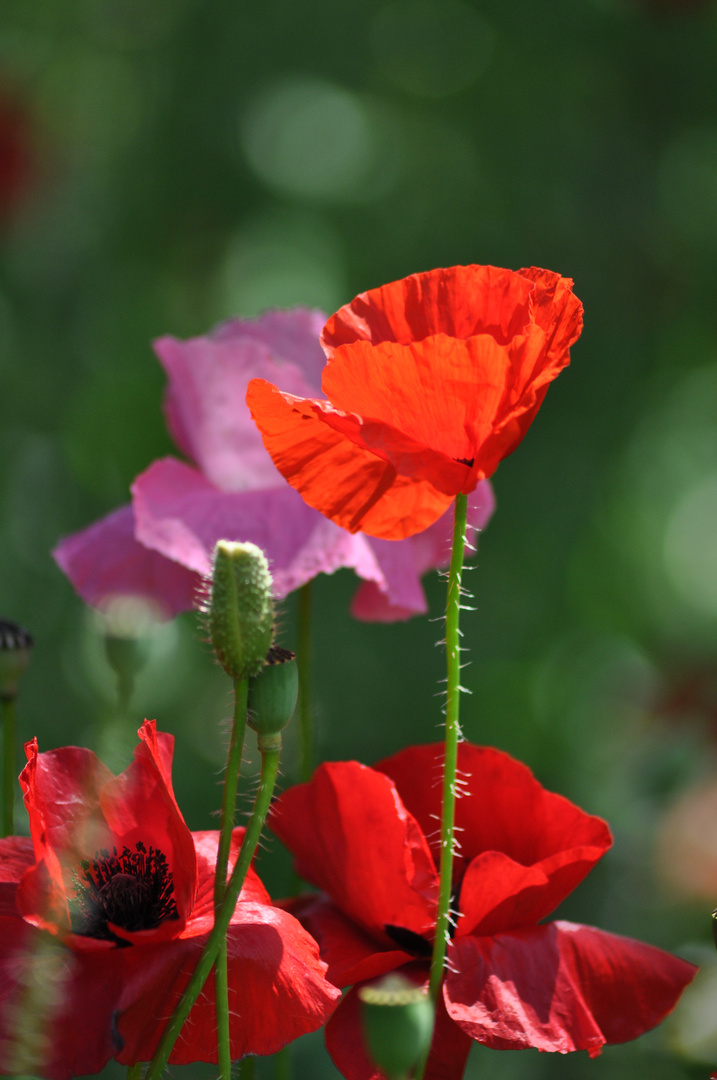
left=246, top=379, right=453, bottom=539
left=270, top=761, right=438, bottom=943
left=98, top=721, right=196, bottom=935
left=321, top=265, right=536, bottom=352
left=132, top=456, right=385, bottom=593
left=518, top=267, right=584, bottom=369
left=325, top=971, right=472, bottom=1080
left=350, top=482, right=494, bottom=621
left=287, top=893, right=412, bottom=987
left=156, top=308, right=325, bottom=491
left=375, top=743, right=611, bottom=903
left=116, top=902, right=340, bottom=1064
left=444, top=921, right=697, bottom=1056
left=53, top=504, right=199, bottom=619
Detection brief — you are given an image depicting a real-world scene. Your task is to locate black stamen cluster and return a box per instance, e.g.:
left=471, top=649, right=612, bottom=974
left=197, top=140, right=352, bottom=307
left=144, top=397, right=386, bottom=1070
left=70, top=841, right=179, bottom=945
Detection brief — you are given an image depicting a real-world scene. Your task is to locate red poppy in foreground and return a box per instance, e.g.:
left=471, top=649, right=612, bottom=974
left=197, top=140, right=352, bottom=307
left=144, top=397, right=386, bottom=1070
left=247, top=265, right=583, bottom=540
left=271, top=743, right=696, bottom=1079
left=0, top=721, right=339, bottom=1079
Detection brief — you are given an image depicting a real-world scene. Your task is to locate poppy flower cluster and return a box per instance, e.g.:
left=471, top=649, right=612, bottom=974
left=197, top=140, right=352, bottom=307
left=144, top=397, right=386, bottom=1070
left=0, top=721, right=339, bottom=1079
left=270, top=742, right=697, bottom=1079
left=54, top=309, right=494, bottom=622
left=247, top=264, right=583, bottom=540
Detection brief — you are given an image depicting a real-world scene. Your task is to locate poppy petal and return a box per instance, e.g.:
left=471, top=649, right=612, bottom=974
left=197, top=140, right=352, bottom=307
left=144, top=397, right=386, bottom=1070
left=325, top=973, right=472, bottom=1080
left=246, top=379, right=453, bottom=539
left=444, top=921, right=697, bottom=1056
left=287, top=893, right=413, bottom=987
left=116, top=902, right=340, bottom=1063
left=155, top=309, right=325, bottom=492
left=189, top=827, right=270, bottom=925
left=270, top=761, right=438, bottom=942
left=53, top=504, right=200, bottom=619
left=376, top=744, right=611, bottom=895
left=321, top=265, right=536, bottom=352
left=99, top=721, right=196, bottom=933
left=0, top=836, right=36, bottom=914
left=132, top=456, right=385, bottom=592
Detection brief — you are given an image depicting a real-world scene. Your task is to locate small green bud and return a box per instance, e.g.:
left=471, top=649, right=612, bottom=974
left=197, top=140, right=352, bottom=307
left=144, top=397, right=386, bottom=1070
left=359, top=974, right=434, bottom=1080
left=0, top=620, right=33, bottom=702
left=207, top=541, right=274, bottom=680
left=248, top=646, right=298, bottom=738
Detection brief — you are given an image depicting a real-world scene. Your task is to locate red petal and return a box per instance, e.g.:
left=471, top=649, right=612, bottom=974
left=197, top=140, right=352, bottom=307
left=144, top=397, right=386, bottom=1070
left=325, top=971, right=472, bottom=1080
left=375, top=743, right=611, bottom=913
left=189, top=827, right=270, bottom=926
left=99, top=721, right=196, bottom=934
left=287, top=893, right=413, bottom=987
left=116, top=902, right=340, bottom=1063
left=0, top=836, right=35, bottom=915
left=444, top=921, right=697, bottom=1055
left=246, top=378, right=452, bottom=539
left=518, top=266, right=584, bottom=369
left=321, top=265, right=536, bottom=353
left=0, top=915, right=126, bottom=1080
left=270, top=761, right=438, bottom=944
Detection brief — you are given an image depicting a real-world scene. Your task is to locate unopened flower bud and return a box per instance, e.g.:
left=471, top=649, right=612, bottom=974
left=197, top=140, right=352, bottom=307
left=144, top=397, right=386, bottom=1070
left=0, top=620, right=33, bottom=701
left=248, top=646, right=298, bottom=739
left=359, top=974, right=434, bottom=1080
left=207, top=541, right=274, bottom=681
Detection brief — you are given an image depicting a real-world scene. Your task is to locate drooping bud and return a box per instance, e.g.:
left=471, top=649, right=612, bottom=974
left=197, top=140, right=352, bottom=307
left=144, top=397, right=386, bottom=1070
left=206, top=541, right=274, bottom=681
left=248, top=646, right=298, bottom=741
left=95, top=596, right=161, bottom=711
left=0, top=620, right=33, bottom=702
left=359, top=974, right=434, bottom=1080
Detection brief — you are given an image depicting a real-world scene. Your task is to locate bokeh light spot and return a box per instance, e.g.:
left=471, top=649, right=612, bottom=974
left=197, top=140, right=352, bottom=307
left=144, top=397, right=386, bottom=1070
left=664, top=473, right=717, bottom=618
left=371, top=0, right=493, bottom=98
left=240, top=77, right=384, bottom=202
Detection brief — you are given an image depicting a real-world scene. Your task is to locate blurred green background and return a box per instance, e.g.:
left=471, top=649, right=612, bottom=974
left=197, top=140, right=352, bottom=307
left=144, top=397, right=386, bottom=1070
left=3, top=0, right=717, bottom=1076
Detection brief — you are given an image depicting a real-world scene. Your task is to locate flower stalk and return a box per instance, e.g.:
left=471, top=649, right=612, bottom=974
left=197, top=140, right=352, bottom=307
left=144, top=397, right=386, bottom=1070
left=144, top=733, right=282, bottom=1080
left=297, top=583, right=313, bottom=782
left=418, top=493, right=468, bottom=1077
left=214, top=676, right=249, bottom=1080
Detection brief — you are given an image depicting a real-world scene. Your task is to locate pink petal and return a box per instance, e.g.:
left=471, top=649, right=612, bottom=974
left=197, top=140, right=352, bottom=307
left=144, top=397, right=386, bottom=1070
left=444, top=921, right=697, bottom=1056
left=350, top=481, right=495, bottom=621
left=155, top=308, right=326, bottom=491
left=132, top=456, right=384, bottom=596
left=53, top=504, right=200, bottom=619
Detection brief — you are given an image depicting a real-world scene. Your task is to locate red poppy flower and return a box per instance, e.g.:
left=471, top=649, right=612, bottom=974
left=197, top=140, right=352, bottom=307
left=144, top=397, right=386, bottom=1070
left=270, top=743, right=696, bottom=1079
left=247, top=265, right=583, bottom=540
left=0, top=721, right=339, bottom=1079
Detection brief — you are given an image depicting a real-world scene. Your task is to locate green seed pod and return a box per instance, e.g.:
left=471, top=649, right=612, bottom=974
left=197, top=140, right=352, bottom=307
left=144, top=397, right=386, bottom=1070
left=207, top=541, right=274, bottom=681
left=248, top=646, right=298, bottom=738
left=359, top=974, right=434, bottom=1080
left=0, top=620, right=33, bottom=702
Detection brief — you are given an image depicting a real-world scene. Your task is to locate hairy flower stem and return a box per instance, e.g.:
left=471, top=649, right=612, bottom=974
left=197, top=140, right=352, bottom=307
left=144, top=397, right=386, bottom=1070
left=214, top=677, right=249, bottom=1080
left=1, top=696, right=16, bottom=836
left=297, top=583, right=313, bottom=782
left=126, top=1063, right=144, bottom=1080
left=419, top=493, right=468, bottom=1077
left=145, top=737, right=281, bottom=1080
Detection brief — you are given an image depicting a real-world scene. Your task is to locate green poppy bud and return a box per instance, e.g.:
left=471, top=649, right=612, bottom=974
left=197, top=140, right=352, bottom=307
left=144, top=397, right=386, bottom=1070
left=206, top=541, right=274, bottom=681
left=0, top=620, right=33, bottom=702
left=248, top=646, right=298, bottom=740
left=359, top=974, right=434, bottom=1080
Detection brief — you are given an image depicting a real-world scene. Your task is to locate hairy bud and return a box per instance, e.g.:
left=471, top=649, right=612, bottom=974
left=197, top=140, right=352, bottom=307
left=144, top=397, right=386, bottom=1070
left=206, top=542, right=274, bottom=681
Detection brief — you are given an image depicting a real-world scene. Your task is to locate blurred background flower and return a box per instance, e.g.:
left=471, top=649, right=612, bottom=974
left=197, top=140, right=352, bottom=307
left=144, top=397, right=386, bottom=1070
left=2, top=1, right=717, bottom=1076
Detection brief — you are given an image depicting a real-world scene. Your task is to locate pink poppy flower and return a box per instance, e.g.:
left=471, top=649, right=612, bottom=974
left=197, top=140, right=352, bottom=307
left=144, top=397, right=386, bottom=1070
left=54, top=310, right=494, bottom=621
left=0, top=721, right=339, bottom=1079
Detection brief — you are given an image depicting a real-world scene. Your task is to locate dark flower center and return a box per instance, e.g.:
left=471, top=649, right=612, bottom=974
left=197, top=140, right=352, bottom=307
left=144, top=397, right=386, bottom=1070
left=70, top=841, right=179, bottom=945
left=454, top=456, right=475, bottom=468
